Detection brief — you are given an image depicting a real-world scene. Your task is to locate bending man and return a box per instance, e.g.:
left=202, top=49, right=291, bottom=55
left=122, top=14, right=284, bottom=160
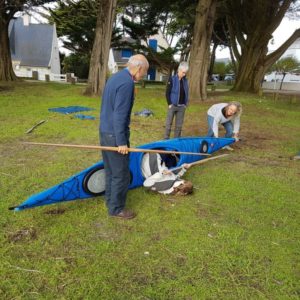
left=207, top=102, right=242, bottom=139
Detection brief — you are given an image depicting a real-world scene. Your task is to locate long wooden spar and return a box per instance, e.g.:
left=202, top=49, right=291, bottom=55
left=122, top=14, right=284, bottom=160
left=23, top=142, right=211, bottom=156
left=171, top=153, right=229, bottom=171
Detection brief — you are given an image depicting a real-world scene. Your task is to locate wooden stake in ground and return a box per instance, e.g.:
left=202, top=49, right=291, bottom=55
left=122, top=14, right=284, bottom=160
left=23, top=142, right=211, bottom=156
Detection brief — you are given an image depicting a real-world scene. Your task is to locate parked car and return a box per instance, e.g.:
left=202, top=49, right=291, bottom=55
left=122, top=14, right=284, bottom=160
left=211, top=74, right=220, bottom=81
left=224, top=74, right=235, bottom=81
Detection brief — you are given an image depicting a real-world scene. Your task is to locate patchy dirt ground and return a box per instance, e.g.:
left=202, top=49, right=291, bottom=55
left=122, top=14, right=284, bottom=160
left=6, top=227, right=37, bottom=243
left=0, top=85, right=14, bottom=93
left=44, top=208, right=66, bottom=215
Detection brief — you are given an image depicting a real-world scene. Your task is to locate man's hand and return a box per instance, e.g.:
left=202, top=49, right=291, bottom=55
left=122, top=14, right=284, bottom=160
left=168, top=104, right=172, bottom=108
left=118, top=145, right=129, bottom=155
left=162, top=169, right=172, bottom=175
left=233, top=133, right=239, bottom=142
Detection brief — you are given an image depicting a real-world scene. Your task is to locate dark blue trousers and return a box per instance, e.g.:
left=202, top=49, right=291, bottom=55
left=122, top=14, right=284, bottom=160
left=100, top=133, right=130, bottom=215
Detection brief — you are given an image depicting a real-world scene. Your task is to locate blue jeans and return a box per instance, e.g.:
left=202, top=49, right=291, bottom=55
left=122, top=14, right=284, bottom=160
left=207, top=115, right=233, bottom=138
left=100, top=132, right=130, bottom=215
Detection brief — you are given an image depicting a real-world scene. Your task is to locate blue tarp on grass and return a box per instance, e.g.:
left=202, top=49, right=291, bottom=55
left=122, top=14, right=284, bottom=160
left=134, top=108, right=154, bottom=117
left=74, top=114, right=95, bottom=120
left=48, top=106, right=95, bottom=114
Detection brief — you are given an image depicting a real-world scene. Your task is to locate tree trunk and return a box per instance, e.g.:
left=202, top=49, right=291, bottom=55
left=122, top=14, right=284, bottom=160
left=228, top=45, right=237, bottom=74
left=226, top=0, right=297, bottom=94
left=0, top=19, right=18, bottom=81
left=280, top=73, right=286, bottom=90
left=189, top=0, right=217, bottom=101
left=208, top=42, right=218, bottom=81
left=84, top=0, right=117, bottom=96
left=233, top=38, right=269, bottom=93
left=233, top=29, right=300, bottom=93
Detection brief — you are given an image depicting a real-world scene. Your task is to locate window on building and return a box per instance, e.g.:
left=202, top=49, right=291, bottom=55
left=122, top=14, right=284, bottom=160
left=149, top=39, right=157, bottom=52
left=121, top=49, right=133, bottom=58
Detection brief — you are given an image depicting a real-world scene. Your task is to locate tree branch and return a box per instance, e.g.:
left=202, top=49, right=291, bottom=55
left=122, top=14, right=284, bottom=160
left=265, top=28, right=300, bottom=66
left=226, top=16, right=240, bottom=61
left=267, top=0, right=293, bottom=34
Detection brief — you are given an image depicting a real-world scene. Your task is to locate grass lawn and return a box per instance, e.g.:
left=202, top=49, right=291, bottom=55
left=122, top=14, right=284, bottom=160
left=0, top=81, right=299, bottom=299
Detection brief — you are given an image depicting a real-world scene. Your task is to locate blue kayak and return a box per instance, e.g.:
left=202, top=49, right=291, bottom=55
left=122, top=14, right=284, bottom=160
left=11, top=136, right=234, bottom=211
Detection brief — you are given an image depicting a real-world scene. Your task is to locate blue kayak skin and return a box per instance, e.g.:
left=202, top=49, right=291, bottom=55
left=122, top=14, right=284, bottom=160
left=12, top=136, right=234, bottom=211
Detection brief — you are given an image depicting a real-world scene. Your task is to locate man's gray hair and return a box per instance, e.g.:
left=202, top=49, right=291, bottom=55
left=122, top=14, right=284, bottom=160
left=178, top=61, right=189, bottom=72
left=128, top=54, right=149, bottom=69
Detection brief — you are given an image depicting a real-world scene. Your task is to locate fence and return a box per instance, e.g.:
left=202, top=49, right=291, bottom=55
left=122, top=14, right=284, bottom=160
left=49, top=73, right=78, bottom=83
left=50, top=73, right=66, bottom=82
left=14, top=69, right=77, bottom=83
left=262, top=81, right=300, bottom=92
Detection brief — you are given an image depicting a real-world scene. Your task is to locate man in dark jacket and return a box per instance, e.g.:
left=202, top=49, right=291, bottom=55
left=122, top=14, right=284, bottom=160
left=100, top=54, right=149, bottom=219
left=164, top=61, right=189, bottom=139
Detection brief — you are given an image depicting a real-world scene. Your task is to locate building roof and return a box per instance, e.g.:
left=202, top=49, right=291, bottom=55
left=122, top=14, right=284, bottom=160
left=9, top=17, right=54, bottom=67
left=112, top=37, right=136, bottom=64
left=119, top=36, right=136, bottom=44
left=112, top=49, right=131, bottom=64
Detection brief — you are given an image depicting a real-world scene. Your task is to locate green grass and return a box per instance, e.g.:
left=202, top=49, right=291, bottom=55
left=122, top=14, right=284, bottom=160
left=0, top=81, right=299, bottom=299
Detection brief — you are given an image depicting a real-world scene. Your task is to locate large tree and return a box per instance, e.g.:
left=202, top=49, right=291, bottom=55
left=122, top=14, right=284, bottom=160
left=189, top=0, right=218, bottom=100
left=47, top=0, right=122, bottom=57
left=163, top=0, right=197, bottom=62
left=47, top=0, right=122, bottom=80
left=0, top=0, right=53, bottom=81
left=208, top=14, right=232, bottom=80
left=120, top=0, right=179, bottom=75
left=84, top=0, right=117, bottom=96
left=48, top=0, right=98, bottom=56
left=120, top=0, right=200, bottom=76
left=226, top=0, right=300, bottom=93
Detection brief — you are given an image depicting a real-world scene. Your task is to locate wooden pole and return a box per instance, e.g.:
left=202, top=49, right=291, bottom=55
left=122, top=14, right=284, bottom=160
left=171, top=153, right=229, bottom=171
left=23, top=142, right=211, bottom=156
left=25, top=120, right=47, bottom=134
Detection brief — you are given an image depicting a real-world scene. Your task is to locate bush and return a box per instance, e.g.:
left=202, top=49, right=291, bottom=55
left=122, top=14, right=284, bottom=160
left=62, top=54, right=90, bottom=79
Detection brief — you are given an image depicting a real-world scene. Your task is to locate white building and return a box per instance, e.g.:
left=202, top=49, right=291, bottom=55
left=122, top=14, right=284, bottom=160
left=108, top=30, right=170, bottom=82
left=282, top=37, right=300, bottom=61
left=265, top=38, right=300, bottom=85
left=9, top=15, right=61, bottom=80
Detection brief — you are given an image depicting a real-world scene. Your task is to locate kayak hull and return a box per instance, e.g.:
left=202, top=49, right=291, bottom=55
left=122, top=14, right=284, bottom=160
left=13, top=136, right=234, bottom=211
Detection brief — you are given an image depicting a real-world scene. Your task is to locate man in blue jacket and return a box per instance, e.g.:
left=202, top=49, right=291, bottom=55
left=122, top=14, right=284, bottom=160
left=100, top=54, right=149, bottom=219
left=164, top=61, right=189, bottom=139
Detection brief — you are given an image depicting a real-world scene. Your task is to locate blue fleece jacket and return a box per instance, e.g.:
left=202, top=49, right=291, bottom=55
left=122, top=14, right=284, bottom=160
left=166, top=75, right=189, bottom=106
left=100, top=68, right=134, bottom=145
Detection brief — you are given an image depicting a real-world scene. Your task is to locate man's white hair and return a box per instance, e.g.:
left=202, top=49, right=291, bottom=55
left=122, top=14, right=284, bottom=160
left=128, top=55, right=149, bottom=69
left=178, top=61, right=189, bottom=72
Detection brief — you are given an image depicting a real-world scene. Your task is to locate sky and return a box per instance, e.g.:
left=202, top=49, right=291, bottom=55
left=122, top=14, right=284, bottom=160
left=216, top=17, right=300, bottom=59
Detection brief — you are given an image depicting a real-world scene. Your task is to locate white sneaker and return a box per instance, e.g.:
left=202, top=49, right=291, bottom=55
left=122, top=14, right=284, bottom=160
left=222, top=146, right=234, bottom=151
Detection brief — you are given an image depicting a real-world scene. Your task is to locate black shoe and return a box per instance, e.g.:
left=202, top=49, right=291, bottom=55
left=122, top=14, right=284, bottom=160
left=111, top=209, right=136, bottom=220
